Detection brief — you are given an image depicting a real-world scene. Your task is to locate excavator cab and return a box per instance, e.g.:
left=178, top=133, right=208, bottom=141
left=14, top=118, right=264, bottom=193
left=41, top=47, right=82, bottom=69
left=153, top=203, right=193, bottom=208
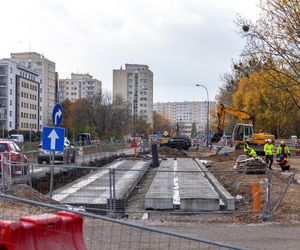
left=232, top=124, right=254, bottom=142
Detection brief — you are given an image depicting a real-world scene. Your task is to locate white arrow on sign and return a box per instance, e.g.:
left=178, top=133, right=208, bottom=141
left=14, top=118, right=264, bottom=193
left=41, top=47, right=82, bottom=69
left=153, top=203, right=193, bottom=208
left=48, top=129, right=59, bottom=150
left=55, top=108, right=62, bottom=126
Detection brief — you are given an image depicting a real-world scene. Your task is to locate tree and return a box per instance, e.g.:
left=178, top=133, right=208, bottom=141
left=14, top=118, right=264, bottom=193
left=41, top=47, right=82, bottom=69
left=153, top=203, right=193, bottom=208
left=190, top=122, right=197, bottom=138
left=135, top=117, right=152, bottom=138
left=238, top=0, right=300, bottom=109
left=232, top=69, right=300, bottom=137
left=59, top=94, right=132, bottom=141
left=153, top=111, right=172, bottom=133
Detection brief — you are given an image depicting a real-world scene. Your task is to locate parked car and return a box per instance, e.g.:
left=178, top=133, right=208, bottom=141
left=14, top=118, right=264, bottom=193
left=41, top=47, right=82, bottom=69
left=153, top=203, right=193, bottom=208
left=161, top=137, right=191, bottom=150
left=78, top=133, right=91, bottom=145
left=7, top=134, right=24, bottom=143
left=37, top=138, right=76, bottom=164
left=0, top=140, right=28, bottom=175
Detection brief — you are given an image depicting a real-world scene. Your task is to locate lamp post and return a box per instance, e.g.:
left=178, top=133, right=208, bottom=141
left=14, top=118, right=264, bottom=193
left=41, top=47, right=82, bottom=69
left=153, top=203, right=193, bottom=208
left=195, top=84, right=209, bottom=147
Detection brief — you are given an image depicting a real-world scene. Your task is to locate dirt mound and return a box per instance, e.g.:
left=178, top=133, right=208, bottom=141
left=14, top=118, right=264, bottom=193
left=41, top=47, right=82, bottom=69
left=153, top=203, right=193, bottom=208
left=10, top=184, right=59, bottom=204
left=158, top=146, right=188, bottom=157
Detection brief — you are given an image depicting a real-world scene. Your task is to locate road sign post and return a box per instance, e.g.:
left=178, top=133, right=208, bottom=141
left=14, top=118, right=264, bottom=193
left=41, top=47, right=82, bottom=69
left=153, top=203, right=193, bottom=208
left=42, top=126, right=65, bottom=202
left=52, top=103, right=63, bottom=127
left=42, top=127, right=65, bottom=152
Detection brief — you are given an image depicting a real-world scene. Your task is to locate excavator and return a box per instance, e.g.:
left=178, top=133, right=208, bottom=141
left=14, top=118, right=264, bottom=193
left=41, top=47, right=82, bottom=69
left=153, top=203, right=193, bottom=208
left=212, top=103, right=274, bottom=154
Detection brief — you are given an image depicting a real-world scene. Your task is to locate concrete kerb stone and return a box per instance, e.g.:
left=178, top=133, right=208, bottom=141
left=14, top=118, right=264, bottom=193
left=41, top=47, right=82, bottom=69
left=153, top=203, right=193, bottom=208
left=195, top=159, right=235, bottom=211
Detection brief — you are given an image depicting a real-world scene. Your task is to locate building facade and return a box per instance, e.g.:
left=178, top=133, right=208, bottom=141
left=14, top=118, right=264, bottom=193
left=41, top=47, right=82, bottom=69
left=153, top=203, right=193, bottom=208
left=0, top=59, right=41, bottom=132
left=113, top=64, right=153, bottom=125
left=11, top=52, right=56, bottom=126
left=154, top=101, right=216, bottom=138
left=58, top=73, right=102, bottom=102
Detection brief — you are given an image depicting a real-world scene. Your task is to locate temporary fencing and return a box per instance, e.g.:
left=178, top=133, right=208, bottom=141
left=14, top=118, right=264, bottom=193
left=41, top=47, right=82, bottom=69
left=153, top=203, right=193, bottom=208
left=0, top=154, right=295, bottom=220
left=0, top=150, right=296, bottom=249
left=0, top=193, right=248, bottom=250
left=25, top=142, right=131, bottom=164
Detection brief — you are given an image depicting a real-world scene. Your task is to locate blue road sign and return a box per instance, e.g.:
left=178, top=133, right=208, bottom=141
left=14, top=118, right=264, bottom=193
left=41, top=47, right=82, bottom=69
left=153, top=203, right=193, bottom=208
left=52, top=103, right=63, bottom=127
left=42, top=126, right=65, bottom=152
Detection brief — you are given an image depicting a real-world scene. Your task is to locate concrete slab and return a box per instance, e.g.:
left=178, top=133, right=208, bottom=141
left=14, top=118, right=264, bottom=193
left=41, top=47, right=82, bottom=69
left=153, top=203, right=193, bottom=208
left=177, top=158, right=220, bottom=211
left=144, top=159, right=175, bottom=210
left=195, top=159, right=235, bottom=211
left=52, top=160, right=148, bottom=209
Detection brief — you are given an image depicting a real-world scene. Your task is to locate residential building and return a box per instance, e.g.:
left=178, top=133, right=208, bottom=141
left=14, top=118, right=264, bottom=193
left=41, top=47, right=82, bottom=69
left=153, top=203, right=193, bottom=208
left=11, top=52, right=56, bottom=126
left=0, top=59, right=41, bottom=132
left=58, top=73, right=102, bottom=102
left=113, top=64, right=153, bottom=125
left=153, top=101, right=216, bottom=138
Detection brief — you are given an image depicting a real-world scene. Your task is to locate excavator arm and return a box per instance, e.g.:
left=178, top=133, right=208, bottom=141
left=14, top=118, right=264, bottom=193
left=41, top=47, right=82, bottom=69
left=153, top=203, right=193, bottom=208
left=212, top=103, right=255, bottom=142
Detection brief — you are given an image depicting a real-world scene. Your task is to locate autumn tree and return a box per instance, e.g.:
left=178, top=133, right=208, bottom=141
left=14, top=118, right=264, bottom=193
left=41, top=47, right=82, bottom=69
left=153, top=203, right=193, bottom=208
left=238, top=0, right=300, bottom=109
left=232, top=69, right=300, bottom=137
left=135, top=117, right=152, bottom=138
left=60, top=94, right=132, bottom=141
left=153, top=111, right=172, bottom=133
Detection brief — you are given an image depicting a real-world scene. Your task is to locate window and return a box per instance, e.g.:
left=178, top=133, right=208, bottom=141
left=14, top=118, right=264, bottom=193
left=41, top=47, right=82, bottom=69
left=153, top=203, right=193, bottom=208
left=9, top=122, right=12, bottom=127
left=9, top=100, right=12, bottom=106
left=9, top=111, right=12, bottom=117
left=10, top=89, right=12, bottom=95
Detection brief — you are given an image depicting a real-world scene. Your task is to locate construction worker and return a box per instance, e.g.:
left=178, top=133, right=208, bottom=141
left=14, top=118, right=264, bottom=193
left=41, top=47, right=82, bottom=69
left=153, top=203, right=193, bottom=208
left=277, top=140, right=291, bottom=171
left=264, top=139, right=274, bottom=169
left=278, top=154, right=290, bottom=172
left=244, top=139, right=251, bottom=155
left=244, top=139, right=257, bottom=157
left=248, top=147, right=257, bottom=158
left=276, top=140, right=291, bottom=159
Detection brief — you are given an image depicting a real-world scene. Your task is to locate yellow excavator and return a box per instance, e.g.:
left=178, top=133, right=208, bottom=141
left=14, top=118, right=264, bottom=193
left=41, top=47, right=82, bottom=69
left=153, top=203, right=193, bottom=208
left=212, top=103, right=274, bottom=154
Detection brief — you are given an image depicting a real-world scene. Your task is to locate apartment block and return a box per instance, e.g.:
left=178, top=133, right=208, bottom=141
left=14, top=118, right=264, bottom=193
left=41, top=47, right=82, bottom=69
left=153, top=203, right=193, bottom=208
left=0, top=59, right=41, bottom=132
left=113, top=64, right=153, bottom=125
left=154, top=101, right=216, bottom=138
left=58, top=73, right=102, bottom=102
left=11, top=52, right=56, bottom=126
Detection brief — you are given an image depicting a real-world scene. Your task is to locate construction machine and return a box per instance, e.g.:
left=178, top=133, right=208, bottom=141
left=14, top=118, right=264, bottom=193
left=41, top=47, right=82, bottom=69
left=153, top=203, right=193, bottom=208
left=212, top=103, right=274, bottom=154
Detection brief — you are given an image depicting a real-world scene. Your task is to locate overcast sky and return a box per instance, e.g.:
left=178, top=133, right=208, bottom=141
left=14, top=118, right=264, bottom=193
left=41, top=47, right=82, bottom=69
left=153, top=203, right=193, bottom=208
left=1, top=0, right=260, bottom=102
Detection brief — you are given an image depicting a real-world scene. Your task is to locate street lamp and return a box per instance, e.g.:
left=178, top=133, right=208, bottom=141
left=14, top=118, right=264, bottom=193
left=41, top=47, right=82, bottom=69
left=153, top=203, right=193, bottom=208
left=195, top=84, right=209, bottom=147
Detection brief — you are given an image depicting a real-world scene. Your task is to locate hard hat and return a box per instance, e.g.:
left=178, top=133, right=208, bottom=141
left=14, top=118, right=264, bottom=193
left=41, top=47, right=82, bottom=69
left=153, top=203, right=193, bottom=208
left=280, top=140, right=285, bottom=144
left=267, top=139, right=272, bottom=143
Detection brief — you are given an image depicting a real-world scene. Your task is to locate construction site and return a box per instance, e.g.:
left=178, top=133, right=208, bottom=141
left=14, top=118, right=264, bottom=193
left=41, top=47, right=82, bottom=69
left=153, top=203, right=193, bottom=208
left=0, top=139, right=299, bottom=249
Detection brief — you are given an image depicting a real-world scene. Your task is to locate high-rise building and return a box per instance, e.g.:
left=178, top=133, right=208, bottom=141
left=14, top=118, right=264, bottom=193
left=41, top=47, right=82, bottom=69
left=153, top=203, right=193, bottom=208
left=10, top=52, right=56, bottom=126
left=0, top=59, right=42, bottom=132
left=113, top=64, right=153, bottom=125
left=58, top=73, right=102, bottom=102
left=154, top=101, right=216, bottom=138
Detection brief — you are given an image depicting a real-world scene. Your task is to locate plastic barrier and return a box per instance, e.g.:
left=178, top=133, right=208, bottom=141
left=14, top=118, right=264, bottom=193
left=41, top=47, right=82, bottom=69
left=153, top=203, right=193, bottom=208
left=0, top=220, right=36, bottom=250
left=0, top=212, right=86, bottom=250
left=57, top=211, right=87, bottom=250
